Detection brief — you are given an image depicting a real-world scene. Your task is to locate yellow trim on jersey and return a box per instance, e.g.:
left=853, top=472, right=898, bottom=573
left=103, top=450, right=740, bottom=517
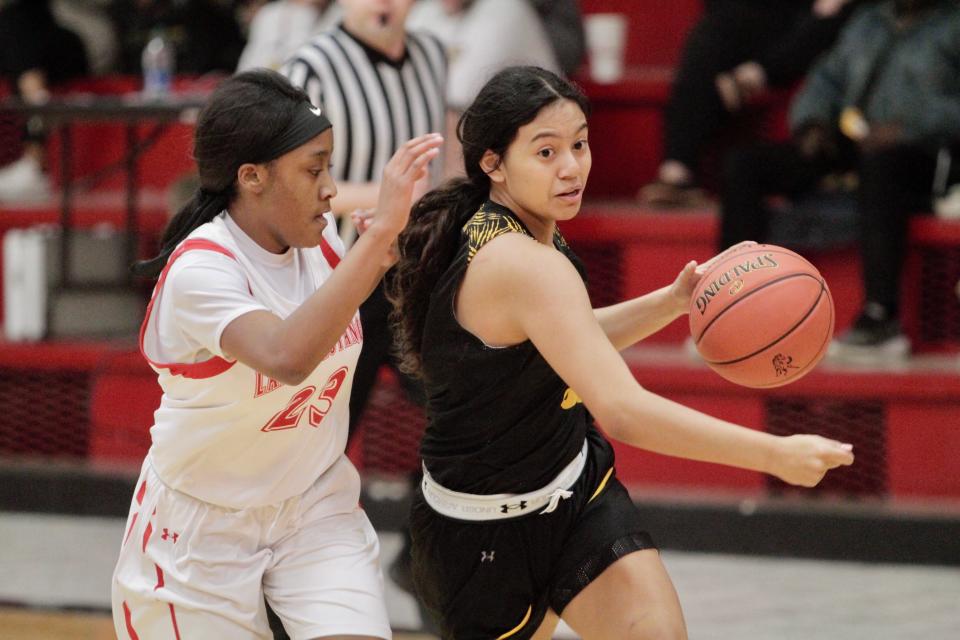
left=464, top=205, right=528, bottom=263
left=496, top=605, right=533, bottom=639
left=589, top=467, right=614, bottom=503
left=561, top=388, right=582, bottom=409
left=462, top=203, right=571, bottom=263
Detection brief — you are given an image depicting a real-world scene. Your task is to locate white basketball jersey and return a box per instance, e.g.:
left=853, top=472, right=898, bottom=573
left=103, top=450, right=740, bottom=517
left=140, top=213, right=363, bottom=509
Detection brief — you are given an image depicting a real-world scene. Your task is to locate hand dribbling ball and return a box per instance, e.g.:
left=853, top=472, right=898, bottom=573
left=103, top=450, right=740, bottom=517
left=689, top=244, right=834, bottom=388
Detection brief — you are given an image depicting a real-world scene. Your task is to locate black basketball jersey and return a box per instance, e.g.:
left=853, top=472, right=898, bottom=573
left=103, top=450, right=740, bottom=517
left=419, top=200, right=590, bottom=494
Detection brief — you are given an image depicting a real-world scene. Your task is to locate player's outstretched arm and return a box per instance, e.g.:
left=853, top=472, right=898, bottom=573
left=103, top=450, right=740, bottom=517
left=221, top=133, right=443, bottom=385
left=594, top=241, right=757, bottom=350
left=467, top=235, right=852, bottom=487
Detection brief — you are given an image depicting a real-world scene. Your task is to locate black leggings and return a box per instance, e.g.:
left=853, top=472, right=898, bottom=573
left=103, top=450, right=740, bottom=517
left=663, top=0, right=805, bottom=173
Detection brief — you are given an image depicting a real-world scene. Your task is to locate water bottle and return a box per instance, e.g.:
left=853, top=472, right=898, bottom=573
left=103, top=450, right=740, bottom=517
left=141, top=28, right=175, bottom=99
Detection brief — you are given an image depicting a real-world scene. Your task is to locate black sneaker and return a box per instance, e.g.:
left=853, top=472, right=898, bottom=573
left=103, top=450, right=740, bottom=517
left=829, top=303, right=910, bottom=360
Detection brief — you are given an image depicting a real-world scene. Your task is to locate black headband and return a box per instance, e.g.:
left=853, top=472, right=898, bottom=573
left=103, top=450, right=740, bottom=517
left=259, top=100, right=333, bottom=162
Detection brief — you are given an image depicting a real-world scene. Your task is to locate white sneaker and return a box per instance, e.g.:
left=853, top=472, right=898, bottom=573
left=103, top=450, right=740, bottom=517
left=0, top=155, right=51, bottom=202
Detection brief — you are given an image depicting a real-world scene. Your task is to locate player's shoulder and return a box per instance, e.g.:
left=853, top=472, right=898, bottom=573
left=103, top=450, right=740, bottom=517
left=165, top=244, right=242, bottom=287
left=467, top=221, right=577, bottom=296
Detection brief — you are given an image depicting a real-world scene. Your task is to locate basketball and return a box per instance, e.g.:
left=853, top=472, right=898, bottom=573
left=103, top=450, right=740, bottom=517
left=689, top=244, right=834, bottom=388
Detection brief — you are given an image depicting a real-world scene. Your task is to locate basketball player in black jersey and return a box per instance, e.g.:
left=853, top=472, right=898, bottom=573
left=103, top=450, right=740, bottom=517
left=386, top=66, right=855, bottom=639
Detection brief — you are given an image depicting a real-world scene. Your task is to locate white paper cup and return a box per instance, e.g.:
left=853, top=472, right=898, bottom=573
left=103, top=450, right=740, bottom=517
left=585, top=13, right=628, bottom=83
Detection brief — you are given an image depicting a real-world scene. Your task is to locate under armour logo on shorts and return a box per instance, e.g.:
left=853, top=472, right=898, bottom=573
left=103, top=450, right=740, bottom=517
left=481, top=550, right=495, bottom=563
left=500, top=500, right=527, bottom=514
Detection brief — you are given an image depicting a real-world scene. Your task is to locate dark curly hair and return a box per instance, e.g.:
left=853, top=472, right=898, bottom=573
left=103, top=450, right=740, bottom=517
left=385, top=66, right=590, bottom=377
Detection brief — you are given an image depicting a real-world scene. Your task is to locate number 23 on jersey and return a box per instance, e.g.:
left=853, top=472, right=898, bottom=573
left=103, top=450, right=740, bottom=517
left=261, top=366, right=349, bottom=432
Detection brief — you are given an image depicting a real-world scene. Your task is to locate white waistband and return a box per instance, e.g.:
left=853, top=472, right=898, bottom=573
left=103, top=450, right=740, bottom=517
left=421, top=440, right=588, bottom=521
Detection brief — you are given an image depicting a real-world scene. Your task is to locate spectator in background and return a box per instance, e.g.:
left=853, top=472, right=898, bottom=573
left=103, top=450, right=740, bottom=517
left=53, top=0, right=119, bottom=76
left=638, top=0, right=862, bottom=209
left=110, top=0, right=245, bottom=76
left=529, top=0, right=586, bottom=77
left=718, top=0, right=960, bottom=359
left=407, top=0, right=562, bottom=176
left=236, top=0, right=340, bottom=71
left=0, top=0, right=89, bottom=201
left=407, top=0, right=559, bottom=113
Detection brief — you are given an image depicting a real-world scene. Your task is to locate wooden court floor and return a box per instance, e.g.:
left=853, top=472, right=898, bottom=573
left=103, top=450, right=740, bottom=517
left=0, top=607, right=437, bottom=640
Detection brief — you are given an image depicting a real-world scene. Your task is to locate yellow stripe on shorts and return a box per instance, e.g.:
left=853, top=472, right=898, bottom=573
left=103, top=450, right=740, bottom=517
left=496, top=605, right=533, bottom=639
left=588, top=467, right=614, bottom=503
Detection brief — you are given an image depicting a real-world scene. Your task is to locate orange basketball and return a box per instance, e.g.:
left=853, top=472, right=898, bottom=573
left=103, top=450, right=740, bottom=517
left=688, top=244, right=834, bottom=388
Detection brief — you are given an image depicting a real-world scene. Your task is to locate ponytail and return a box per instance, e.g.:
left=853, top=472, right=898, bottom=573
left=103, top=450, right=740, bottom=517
left=386, top=177, right=488, bottom=378
left=132, top=187, right=232, bottom=278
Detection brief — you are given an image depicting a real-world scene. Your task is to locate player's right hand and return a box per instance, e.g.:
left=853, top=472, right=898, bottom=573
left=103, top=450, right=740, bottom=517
left=771, top=434, right=855, bottom=487
left=373, top=133, right=443, bottom=237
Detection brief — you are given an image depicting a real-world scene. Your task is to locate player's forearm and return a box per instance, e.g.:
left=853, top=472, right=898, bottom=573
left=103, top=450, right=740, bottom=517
left=600, top=388, right=777, bottom=475
left=331, top=181, right=381, bottom=216
left=262, top=225, right=397, bottom=383
left=594, top=286, right=687, bottom=350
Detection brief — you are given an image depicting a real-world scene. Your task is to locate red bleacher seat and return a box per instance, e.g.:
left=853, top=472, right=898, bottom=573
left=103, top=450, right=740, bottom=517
left=581, top=0, right=702, bottom=68
left=41, top=76, right=215, bottom=192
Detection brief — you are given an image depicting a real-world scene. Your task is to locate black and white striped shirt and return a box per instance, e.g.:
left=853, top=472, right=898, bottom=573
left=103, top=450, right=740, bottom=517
left=283, top=25, right=447, bottom=184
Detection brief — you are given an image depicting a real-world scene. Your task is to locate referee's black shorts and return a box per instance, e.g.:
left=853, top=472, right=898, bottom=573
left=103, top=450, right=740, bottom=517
left=409, top=426, right=657, bottom=640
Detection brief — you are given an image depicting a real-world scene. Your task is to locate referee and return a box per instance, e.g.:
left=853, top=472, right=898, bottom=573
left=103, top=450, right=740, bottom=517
left=276, top=3, right=446, bottom=635
left=282, top=0, right=446, bottom=434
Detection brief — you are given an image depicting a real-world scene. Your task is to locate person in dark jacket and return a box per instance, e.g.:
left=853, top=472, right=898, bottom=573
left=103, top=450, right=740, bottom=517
left=638, top=0, right=864, bottom=208
left=718, top=0, right=960, bottom=359
left=0, top=0, right=89, bottom=201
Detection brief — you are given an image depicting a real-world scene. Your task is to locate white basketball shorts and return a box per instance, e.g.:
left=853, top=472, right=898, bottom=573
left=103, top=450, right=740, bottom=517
left=112, top=455, right=391, bottom=639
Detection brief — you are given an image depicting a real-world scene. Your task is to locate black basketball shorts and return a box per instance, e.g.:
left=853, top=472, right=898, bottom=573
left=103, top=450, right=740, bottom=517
left=409, top=427, right=657, bottom=640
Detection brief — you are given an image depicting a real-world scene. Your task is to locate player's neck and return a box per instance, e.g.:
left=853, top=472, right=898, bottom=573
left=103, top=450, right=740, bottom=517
left=228, top=205, right=288, bottom=255
left=489, top=192, right=556, bottom=246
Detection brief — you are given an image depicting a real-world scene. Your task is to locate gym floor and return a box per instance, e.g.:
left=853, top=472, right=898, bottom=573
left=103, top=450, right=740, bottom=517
left=2, top=511, right=958, bottom=640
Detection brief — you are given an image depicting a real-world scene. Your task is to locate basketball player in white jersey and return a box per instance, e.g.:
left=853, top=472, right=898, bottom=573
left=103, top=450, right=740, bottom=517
left=111, top=69, right=442, bottom=639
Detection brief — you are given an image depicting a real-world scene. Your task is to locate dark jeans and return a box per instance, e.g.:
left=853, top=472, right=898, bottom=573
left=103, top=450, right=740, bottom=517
left=663, top=0, right=806, bottom=174
left=719, top=138, right=946, bottom=315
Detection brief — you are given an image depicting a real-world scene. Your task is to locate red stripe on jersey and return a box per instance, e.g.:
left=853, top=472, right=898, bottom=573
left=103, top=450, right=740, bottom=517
left=319, top=237, right=341, bottom=268
left=168, top=602, right=182, bottom=640
left=154, top=564, right=165, bottom=591
left=135, top=479, right=147, bottom=505
left=165, top=356, right=236, bottom=379
left=139, top=239, right=239, bottom=379
left=141, top=508, right=156, bottom=553
left=123, top=513, right=139, bottom=547
left=122, top=601, right=141, bottom=640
